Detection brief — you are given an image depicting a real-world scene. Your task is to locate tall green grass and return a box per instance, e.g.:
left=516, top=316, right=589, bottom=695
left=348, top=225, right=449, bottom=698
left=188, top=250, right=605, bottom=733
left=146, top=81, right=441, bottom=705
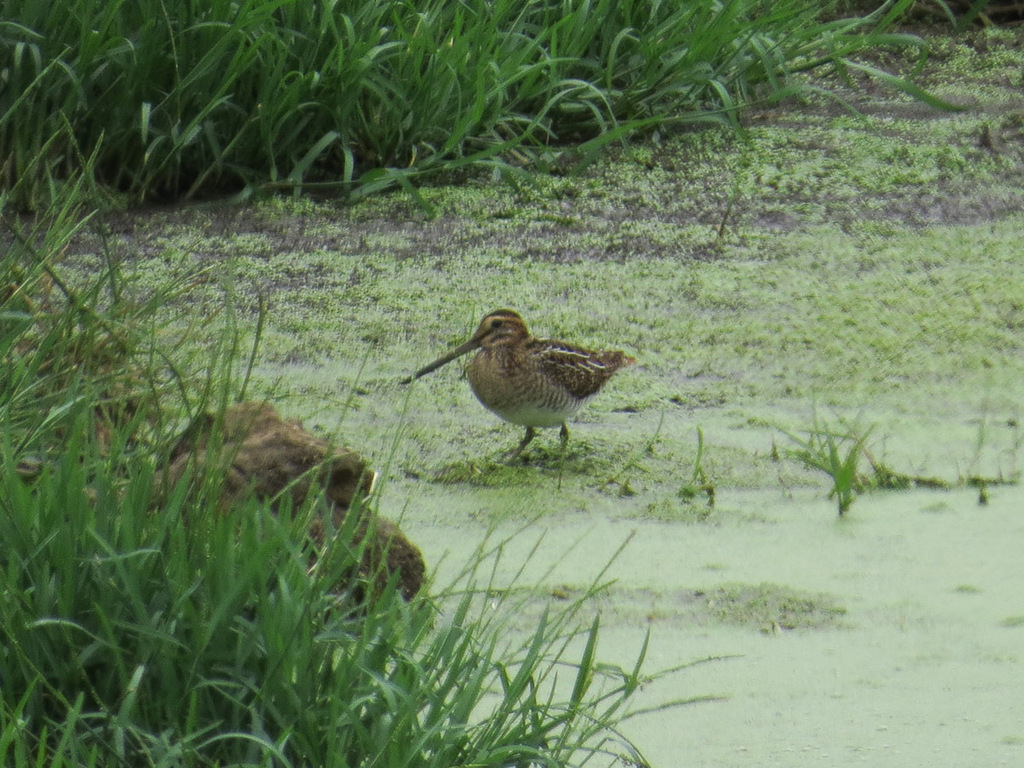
left=0, top=425, right=652, bottom=766
left=1, top=0, right=940, bottom=208
left=1, top=167, right=658, bottom=767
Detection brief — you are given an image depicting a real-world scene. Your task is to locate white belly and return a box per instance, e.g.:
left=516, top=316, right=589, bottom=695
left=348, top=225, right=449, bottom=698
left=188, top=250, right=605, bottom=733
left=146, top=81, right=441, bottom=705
left=478, top=399, right=583, bottom=428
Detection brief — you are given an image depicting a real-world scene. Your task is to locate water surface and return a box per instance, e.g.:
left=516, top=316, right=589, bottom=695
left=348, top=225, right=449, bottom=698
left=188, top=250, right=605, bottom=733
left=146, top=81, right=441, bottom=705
left=402, top=484, right=1024, bottom=767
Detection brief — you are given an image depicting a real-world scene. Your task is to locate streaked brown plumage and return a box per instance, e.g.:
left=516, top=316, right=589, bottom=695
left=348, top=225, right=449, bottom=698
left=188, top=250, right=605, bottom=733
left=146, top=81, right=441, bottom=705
left=404, top=309, right=635, bottom=458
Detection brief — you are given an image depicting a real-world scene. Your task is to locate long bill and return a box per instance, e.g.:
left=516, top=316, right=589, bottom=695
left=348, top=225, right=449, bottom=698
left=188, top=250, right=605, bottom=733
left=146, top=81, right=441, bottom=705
left=401, top=337, right=481, bottom=384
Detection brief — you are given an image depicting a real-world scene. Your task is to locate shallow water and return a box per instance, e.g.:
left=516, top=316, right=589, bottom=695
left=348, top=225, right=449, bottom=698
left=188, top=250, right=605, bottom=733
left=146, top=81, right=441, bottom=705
left=400, top=484, right=1024, bottom=767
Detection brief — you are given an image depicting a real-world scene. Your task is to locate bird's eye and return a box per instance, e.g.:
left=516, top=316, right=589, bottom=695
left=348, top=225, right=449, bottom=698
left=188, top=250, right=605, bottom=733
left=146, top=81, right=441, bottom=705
left=490, top=319, right=503, bottom=329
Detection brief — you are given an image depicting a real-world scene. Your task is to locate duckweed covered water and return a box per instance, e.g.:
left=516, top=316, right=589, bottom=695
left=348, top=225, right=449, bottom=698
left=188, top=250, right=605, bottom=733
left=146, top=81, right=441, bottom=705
left=401, top=484, right=1024, bottom=768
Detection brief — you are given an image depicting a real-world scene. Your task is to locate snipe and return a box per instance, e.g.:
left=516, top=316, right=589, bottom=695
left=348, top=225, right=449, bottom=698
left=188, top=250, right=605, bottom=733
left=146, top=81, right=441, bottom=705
left=403, top=309, right=635, bottom=458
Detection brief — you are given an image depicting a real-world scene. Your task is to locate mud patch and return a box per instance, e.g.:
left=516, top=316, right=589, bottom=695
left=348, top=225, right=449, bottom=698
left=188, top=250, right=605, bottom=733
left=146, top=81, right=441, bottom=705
left=697, top=582, right=847, bottom=632
left=165, top=401, right=425, bottom=601
left=539, top=583, right=846, bottom=633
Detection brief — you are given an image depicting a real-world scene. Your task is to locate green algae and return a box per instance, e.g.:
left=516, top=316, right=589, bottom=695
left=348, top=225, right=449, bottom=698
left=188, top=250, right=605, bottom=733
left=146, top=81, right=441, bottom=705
left=699, top=582, right=847, bottom=631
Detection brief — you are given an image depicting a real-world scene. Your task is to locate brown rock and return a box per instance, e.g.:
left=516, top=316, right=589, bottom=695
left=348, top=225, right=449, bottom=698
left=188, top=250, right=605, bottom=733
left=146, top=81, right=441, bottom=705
left=165, top=401, right=424, bottom=601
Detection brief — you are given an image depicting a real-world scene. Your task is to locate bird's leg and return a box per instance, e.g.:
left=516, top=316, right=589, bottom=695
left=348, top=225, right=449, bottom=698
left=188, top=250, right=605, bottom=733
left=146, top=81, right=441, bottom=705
left=505, top=426, right=536, bottom=461
left=556, top=423, right=569, bottom=489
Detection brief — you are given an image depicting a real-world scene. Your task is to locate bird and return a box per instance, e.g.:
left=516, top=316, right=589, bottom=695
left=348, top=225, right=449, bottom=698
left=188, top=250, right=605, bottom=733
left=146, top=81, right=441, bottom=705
left=403, top=309, right=635, bottom=459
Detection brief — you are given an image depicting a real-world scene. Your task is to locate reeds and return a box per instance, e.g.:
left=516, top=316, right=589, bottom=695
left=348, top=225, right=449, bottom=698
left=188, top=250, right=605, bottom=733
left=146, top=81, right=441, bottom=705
left=2, top=0, right=941, bottom=208
left=0, top=433, right=650, bottom=766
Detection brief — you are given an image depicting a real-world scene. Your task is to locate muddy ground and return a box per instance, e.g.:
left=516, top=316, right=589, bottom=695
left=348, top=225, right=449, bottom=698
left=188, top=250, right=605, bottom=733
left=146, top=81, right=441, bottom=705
left=56, top=26, right=1024, bottom=768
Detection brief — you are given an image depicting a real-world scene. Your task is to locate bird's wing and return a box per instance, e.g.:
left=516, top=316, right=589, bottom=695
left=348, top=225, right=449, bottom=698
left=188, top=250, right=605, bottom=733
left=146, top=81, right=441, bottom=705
left=531, top=340, right=622, bottom=399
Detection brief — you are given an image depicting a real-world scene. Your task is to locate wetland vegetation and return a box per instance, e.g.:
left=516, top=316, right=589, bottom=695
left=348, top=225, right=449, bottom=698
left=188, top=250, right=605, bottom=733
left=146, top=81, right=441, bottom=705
left=3, top=0, right=1024, bottom=766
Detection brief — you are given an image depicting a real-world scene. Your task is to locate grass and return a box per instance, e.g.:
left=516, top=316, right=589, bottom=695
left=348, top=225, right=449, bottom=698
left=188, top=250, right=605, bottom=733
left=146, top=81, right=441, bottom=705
left=0, top=433, right=654, bottom=766
left=779, top=410, right=1023, bottom=516
left=677, top=427, right=715, bottom=506
left=781, top=414, right=872, bottom=516
left=1, top=174, right=661, bottom=767
left=1, top=0, right=958, bottom=209
left=0, top=433, right=653, bottom=766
